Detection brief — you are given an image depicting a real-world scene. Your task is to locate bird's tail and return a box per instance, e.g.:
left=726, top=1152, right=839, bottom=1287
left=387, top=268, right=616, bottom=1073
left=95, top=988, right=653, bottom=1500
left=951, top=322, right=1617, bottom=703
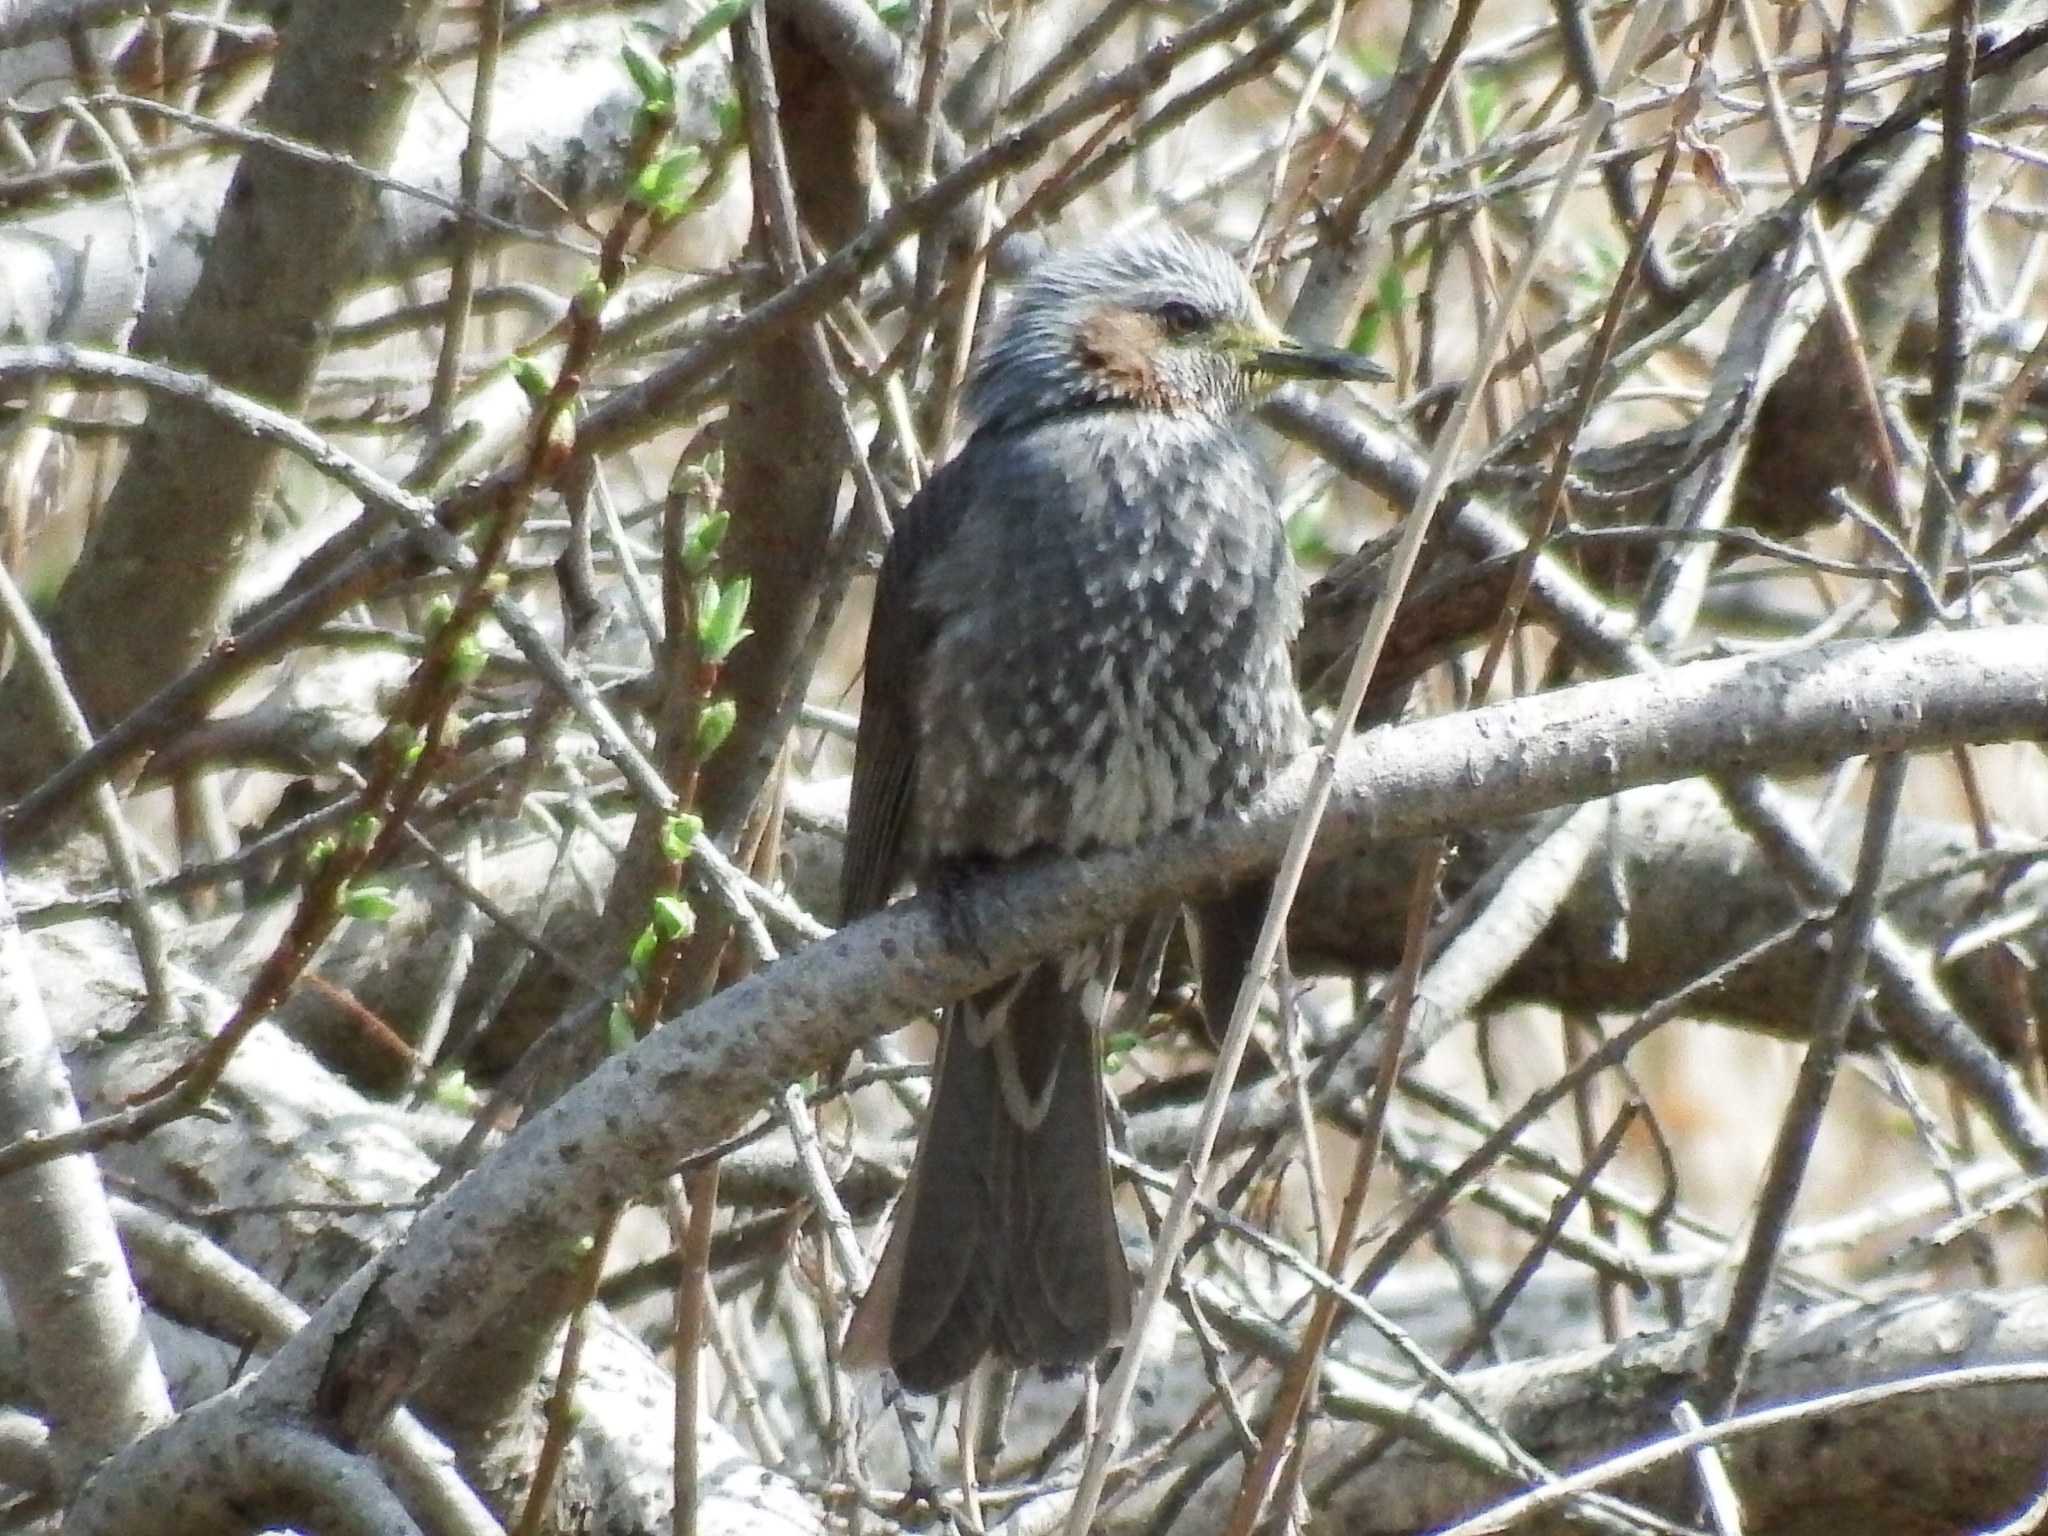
left=843, top=948, right=1132, bottom=1393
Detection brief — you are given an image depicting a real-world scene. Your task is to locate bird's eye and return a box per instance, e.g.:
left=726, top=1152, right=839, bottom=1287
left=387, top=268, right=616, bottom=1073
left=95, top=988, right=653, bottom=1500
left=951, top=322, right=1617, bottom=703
left=1154, top=300, right=1208, bottom=336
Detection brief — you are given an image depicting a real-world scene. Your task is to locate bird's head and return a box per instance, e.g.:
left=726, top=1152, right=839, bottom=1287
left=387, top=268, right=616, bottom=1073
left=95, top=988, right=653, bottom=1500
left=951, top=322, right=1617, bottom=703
left=965, top=226, right=1388, bottom=430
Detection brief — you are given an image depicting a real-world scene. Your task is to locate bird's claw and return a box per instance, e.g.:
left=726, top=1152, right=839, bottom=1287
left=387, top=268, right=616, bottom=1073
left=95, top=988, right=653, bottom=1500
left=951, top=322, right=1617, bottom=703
left=933, top=860, right=997, bottom=967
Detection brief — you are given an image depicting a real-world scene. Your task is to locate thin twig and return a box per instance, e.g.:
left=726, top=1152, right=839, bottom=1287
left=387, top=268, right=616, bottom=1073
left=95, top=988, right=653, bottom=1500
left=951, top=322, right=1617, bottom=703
left=671, top=1171, right=719, bottom=1536
left=426, top=0, right=506, bottom=436
left=511, top=1206, right=618, bottom=1536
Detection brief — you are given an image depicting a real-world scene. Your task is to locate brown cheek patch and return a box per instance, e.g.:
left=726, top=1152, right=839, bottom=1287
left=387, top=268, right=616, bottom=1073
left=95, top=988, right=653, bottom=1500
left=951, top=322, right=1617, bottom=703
left=1074, top=308, right=1172, bottom=408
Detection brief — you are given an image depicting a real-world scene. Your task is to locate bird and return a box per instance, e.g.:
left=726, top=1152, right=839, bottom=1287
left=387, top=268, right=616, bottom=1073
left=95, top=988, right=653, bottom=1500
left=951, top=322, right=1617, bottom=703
left=838, top=226, right=1387, bottom=1393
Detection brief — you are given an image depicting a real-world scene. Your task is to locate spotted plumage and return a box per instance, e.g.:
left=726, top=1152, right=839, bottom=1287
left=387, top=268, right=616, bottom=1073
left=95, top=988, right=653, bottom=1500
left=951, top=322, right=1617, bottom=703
left=841, top=226, right=1386, bottom=1392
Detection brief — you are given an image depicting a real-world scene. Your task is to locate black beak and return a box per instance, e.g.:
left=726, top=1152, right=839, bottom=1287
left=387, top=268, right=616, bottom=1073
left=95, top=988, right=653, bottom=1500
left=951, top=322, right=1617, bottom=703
left=1247, top=336, right=1391, bottom=384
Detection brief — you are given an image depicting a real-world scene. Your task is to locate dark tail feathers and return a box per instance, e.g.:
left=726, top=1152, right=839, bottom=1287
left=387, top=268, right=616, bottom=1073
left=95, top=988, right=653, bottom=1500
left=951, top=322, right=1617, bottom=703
left=844, top=958, right=1132, bottom=1392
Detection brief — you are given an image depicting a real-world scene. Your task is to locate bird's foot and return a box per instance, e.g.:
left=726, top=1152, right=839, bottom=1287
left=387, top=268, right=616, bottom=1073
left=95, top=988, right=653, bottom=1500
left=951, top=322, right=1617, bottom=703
left=932, top=857, right=1000, bottom=966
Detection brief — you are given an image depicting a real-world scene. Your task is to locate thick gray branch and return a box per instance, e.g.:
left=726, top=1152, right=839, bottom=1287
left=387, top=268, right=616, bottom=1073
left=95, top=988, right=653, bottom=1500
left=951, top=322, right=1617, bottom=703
left=1291, top=777, right=2048, bottom=1055
left=138, top=626, right=2047, bottom=1448
left=0, top=867, right=170, bottom=1496
left=62, top=1417, right=431, bottom=1536
left=20, top=931, right=817, bottom=1536
left=1301, top=1288, right=2048, bottom=1536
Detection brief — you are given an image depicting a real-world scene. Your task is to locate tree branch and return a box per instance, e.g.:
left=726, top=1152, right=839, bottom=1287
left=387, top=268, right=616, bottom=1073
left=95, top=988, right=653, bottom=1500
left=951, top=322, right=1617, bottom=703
left=126, top=625, right=2047, bottom=1454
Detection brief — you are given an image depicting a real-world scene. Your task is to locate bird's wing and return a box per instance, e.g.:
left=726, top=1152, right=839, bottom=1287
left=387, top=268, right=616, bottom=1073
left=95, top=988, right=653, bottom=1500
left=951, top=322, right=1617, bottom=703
left=841, top=448, right=976, bottom=919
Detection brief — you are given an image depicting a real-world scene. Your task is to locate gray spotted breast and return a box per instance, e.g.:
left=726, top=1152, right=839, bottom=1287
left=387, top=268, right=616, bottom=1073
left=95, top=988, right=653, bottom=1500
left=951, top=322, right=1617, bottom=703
left=910, top=406, right=1307, bottom=865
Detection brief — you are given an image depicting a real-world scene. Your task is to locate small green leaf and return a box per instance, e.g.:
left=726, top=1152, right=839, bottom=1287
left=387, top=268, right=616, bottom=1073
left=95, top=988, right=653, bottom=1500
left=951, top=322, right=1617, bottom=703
left=620, top=42, right=674, bottom=107
left=448, top=632, right=489, bottom=684
left=387, top=723, right=422, bottom=767
left=428, top=1069, right=479, bottom=1113
left=713, top=94, right=742, bottom=142
left=507, top=353, right=551, bottom=405
left=681, top=0, right=748, bottom=54
left=1467, top=73, right=1502, bottom=139
left=346, top=813, right=383, bottom=851
left=660, top=812, right=703, bottom=863
left=1287, top=501, right=1334, bottom=565
left=651, top=895, right=696, bottom=941
left=573, top=271, right=609, bottom=320
left=1102, top=1029, right=1143, bottom=1072
left=680, top=508, right=728, bottom=573
left=422, top=594, right=456, bottom=637
left=630, top=147, right=700, bottom=211
left=304, top=836, right=338, bottom=874
left=629, top=924, right=661, bottom=974
left=695, top=697, right=737, bottom=757
left=1377, top=264, right=1406, bottom=317
left=606, top=1004, right=639, bottom=1054
left=341, top=883, right=400, bottom=922
left=1347, top=263, right=1408, bottom=356
left=629, top=163, right=664, bottom=209
left=698, top=574, right=752, bottom=661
